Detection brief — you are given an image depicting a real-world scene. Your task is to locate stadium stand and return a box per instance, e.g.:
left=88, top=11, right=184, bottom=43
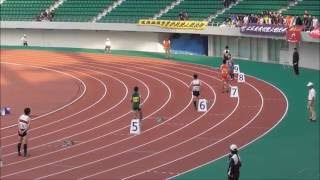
left=99, top=0, right=173, bottom=23
left=53, top=0, right=115, bottom=22
left=0, top=0, right=53, bottom=21
left=159, top=0, right=224, bottom=21
left=214, top=0, right=290, bottom=23
left=283, top=0, right=320, bottom=18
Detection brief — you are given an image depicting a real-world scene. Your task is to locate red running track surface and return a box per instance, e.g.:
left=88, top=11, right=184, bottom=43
left=0, top=50, right=287, bottom=180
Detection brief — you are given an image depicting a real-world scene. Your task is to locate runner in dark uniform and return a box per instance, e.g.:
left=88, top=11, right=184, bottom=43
left=131, top=86, right=142, bottom=121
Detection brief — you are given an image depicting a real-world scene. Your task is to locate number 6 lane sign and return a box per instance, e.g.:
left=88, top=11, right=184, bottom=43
left=198, top=99, right=208, bottom=112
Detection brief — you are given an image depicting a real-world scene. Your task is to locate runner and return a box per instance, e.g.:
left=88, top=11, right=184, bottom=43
left=220, top=59, right=230, bottom=93
left=17, top=107, right=31, bottom=157
left=131, top=86, right=143, bottom=121
left=189, top=73, right=201, bottom=110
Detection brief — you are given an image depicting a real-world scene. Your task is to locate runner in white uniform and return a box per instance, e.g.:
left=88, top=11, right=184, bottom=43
left=189, top=74, right=201, bottom=110
left=17, top=108, right=31, bottom=157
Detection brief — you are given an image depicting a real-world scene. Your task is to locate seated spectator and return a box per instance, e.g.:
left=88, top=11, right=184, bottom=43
left=224, top=0, right=230, bottom=8
left=305, top=15, right=313, bottom=31
left=183, top=11, right=189, bottom=20
left=312, top=16, right=319, bottom=29
left=178, top=11, right=184, bottom=21
left=295, top=16, right=303, bottom=26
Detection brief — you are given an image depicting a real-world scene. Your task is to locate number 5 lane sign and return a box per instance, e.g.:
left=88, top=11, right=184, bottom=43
left=130, top=119, right=141, bottom=135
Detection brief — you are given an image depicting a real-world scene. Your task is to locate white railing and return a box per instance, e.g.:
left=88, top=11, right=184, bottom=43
left=208, top=0, right=242, bottom=23
left=49, top=0, right=66, bottom=12
left=154, top=0, right=184, bottom=19
left=92, top=0, right=125, bottom=23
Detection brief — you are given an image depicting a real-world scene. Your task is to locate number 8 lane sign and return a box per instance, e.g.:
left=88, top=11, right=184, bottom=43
left=237, top=73, right=245, bottom=83
left=198, top=99, right=208, bottom=112
left=130, top=119, right=141, bottom=135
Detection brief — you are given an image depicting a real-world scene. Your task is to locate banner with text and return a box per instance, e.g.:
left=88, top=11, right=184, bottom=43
left=287, top=26, right=303, bottom=43
left=138, top=19, right=208, bottom=30
left=240, top=24, right=287, bottom=36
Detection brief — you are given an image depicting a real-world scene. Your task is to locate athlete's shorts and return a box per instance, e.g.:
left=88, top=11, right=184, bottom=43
left=193, top=91, right=200, bottom=97
left=18, top=130, right=27, bottom=137
left=132, top=106, right=141, bottom=111
left=222, top=75, right=228, bottom=82
left=105, top=45, right=111, bottom=49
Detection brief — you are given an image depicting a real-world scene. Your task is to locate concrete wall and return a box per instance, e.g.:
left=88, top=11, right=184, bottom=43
left=289, top=42, right=320, bottom=70
left=1, top=28, right=167, bottom=53
left=1, top=21, right=319, bottom=69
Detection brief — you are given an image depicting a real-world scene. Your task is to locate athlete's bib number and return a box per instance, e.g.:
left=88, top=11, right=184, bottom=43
left=237, top=73, right=245, bottom=83
left=130, top=119, right=141, bottom=135
left=198, top=99, right=208, bottom=112
left=233, top=65, right=240, bottom=74
left=230, top=86, right=239, bottom=98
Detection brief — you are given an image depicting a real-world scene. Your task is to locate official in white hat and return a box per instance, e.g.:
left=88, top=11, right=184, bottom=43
left=227, top=144, right=241, bottom=180
left=307, top=82, right=316, bottom=121
left=21, top=34, right=28, bottom=47
left=105, top=37, right=111, bottom=54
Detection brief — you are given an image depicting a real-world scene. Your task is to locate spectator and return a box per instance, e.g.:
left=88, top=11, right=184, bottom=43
left=243, top=14, right=249, bottom=25
left=224, top=0, right=230, bottom=8
left=312, top=16, right=319, bottom=29
left=178, top=11, right=184, bottom=21
left=305, top=15, right=313, bottom=31
left=292, top=48, right=299, bottom=75
left=183, top=11, right=189, bottom=20
left=295, top=16, right=303, bottom=26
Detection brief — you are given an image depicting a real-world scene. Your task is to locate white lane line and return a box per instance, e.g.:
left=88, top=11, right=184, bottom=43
left=84, top=60, right=277, bottom=180
left=0, top=63, right=172, bottom=175
left=0, top=62, right=87, bottom=130
left=1, top=64, right=148, bottom=159
left=1, top=66, right=108, bottom=148
left=35, top=85, right=213, bottom=180
left=7, top=61, right=204, bottom=179
left=137, top=60, right=287, bottom=180
left=30, top=60, right=219, bottom=179
left=77, top=78, right=226, bottom=179
left=121, top=81, right=262, bottom=180
left=166, top=64, right=289, bottom=180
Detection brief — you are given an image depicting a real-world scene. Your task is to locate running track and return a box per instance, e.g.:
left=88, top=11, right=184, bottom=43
left=0, top=49, right=287, bottom=179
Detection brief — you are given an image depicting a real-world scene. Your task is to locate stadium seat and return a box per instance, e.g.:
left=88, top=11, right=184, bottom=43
left=99, top=0, right=173, bottom=23
left=53, top=0, right=114, bottom=22
left=160, top=0, right=223, bottom=21
left=0, top=0, right=53, bottom=21
left=283, top=0, right=320, bottom=18
left=213, top=0, right=289, bottom=24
